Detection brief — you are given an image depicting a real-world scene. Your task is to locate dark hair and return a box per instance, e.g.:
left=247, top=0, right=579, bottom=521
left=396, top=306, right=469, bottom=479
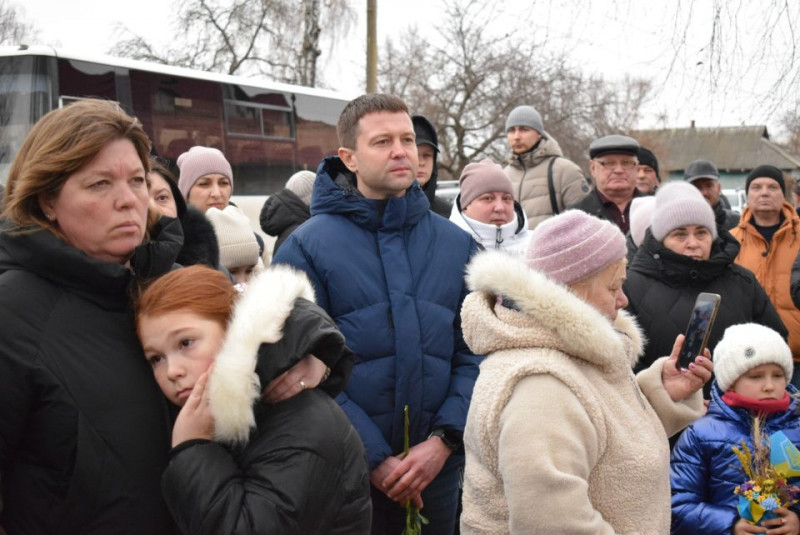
left=2, top=99, right=151, bottom=237
left=337, top=93, right=409, bottom=149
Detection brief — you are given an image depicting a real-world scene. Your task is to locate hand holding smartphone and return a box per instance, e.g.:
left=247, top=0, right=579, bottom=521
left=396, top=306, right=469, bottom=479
left=677, top=292, right=721, bottom=370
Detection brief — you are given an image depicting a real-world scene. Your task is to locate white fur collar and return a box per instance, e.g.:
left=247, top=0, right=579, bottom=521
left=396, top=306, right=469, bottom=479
left=208, top=265, right=315, bottom=444
left=465, top=250, right=643, bottom=369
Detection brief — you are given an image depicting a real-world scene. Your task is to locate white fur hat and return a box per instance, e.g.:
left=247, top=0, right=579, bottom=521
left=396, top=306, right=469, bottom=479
left=714, top=323, right=794, bottom=391
left=206, top=206, right=259, bottom=270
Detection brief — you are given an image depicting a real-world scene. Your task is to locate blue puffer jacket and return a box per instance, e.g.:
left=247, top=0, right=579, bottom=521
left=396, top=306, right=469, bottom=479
left=670, top=383, right=800, bottom=534
left=273, top=156, right=481, bottom=470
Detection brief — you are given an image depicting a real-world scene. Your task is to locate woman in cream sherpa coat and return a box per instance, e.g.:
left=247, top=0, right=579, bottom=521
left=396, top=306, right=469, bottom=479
left=459, top=211, right=711, bottom=535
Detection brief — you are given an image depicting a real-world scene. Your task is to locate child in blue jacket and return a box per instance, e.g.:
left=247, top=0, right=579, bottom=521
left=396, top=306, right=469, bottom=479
left=671, top=323, right=800, bottom=535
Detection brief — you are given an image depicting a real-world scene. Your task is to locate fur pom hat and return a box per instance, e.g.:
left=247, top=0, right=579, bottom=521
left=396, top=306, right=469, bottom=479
left=527, top=210, right=626, bottom=285
left=206, top=206, right=259, bottom=269
left=651, top=182, right=717, bottom=242
left=177, top=146, right=233, bottom=199
left=714, top=323, right=794, bottom=391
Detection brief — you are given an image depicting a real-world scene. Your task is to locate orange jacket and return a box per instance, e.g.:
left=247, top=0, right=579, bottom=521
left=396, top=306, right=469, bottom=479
left=731, top=201, right=800, bottom=360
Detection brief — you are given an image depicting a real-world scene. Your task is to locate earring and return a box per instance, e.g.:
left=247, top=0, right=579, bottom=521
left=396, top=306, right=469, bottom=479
left=46, top=213, right=56, bottom=222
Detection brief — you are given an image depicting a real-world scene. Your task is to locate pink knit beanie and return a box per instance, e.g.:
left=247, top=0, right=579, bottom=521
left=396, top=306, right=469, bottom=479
left=177, top=146, right=234, bottom=199
left=458, top=159, right=513, bottom=208
left=651, top=182, right=717, bottom=241
left=527, top=210, right=627, bottom=285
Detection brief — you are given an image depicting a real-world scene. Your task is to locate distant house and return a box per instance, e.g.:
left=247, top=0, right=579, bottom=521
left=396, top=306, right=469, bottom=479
left=633, top=125, right=800, bottom=190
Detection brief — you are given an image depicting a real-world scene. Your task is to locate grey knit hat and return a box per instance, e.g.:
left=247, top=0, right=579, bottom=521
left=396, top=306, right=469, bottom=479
left=714, top=323, right=793, bottom=392
left=684, top=160, right=720, bottom=183
left=205, top=206, right=260, bottom=270
left=505, top=105, right=544, bottom=135
left=651, top=182, right=717, bottom=241
left=458, top=159, right=514, bottom=208
left=527, top=210, right=627, bottom=285
left=177, top=146, right=233, bottom=199
left=286, top=170, right=316, bottom=206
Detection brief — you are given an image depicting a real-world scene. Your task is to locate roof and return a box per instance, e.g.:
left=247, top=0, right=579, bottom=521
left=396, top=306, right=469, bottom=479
left=633, top=125, right=800, bottom=173
left=0, top=45, right=355, bottom=102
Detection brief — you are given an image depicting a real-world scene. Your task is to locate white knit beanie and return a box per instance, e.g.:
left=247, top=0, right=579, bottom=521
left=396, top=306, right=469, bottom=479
left=285, top=170, right=316, bottom=206
left=205, top=206, right=259, bottom=270
left=629, top=196, right=656, bottom=247
left=651, top=182, right=717, bottom=241
left=714, top=323, right=794, bottom=391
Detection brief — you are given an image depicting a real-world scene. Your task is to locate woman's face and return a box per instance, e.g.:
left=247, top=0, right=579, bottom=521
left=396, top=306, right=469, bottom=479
left=186, top=173, right=232, bottom=213
left=138, top=310, right=225, bottom=407
left=570, top=261, right=628, bottom=321
left=229, top=264, right=257, bottom=286
left=39, top=138, right=149, bottom=264
left=148, top=171, right=178, bottom=219
left=731, top=363, right=787, bottom=400
left=463, top=192, right=515, bottom=226
left=662, top=225, right=713, bottom=261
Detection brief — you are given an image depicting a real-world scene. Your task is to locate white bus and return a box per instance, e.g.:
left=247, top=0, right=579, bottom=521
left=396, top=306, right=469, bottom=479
left=0, top=45, right=352, bottom=194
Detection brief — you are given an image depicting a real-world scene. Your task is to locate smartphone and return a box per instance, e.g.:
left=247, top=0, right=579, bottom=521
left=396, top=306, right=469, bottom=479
left=677, top=292, right=721, bottom=370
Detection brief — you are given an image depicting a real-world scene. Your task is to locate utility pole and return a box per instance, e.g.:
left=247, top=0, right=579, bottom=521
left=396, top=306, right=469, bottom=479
left=366, top=0, right=377, bottom=93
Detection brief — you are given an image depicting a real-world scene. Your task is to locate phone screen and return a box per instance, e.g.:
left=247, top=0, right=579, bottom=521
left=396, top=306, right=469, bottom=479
left=677, top=293, right=721, bottom=369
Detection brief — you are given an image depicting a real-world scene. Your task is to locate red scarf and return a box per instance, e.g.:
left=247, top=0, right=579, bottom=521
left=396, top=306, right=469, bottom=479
left=721, top=390, right=791, bottom=415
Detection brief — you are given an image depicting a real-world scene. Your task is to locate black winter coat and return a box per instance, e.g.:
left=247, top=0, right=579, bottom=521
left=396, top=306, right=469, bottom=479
left=161, top=267, right=370, bottom=535
left=0, top=219, right=183, bottom=534
left=259, top=188, right=311, bottom=255
left=713, top=201, right=739, bottom=234
left=625, top=230, right=787, bottom=374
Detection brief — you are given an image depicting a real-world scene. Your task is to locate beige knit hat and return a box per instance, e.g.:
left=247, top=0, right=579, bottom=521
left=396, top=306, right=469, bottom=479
left=205, top=206, right=259, bottom=269
left=458, top=159, right=513, bottom=208
left=286, top=170, right=316, bottom=206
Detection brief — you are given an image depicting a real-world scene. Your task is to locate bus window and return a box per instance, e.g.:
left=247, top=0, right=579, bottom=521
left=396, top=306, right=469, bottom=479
left=58, top=59, right=117, bottom=102
left=129, top=70, right=225, bottom=161
left=0, top=55, right=53, bottom=184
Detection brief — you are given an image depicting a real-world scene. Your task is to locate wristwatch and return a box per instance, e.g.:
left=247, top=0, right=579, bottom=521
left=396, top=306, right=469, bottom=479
left=428, top=428, right=463, bottom=452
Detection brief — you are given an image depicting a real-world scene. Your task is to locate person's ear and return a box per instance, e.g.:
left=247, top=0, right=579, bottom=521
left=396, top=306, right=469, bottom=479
left=338, top=147, right=358, bottom=173
left=38, top=193, right=57, bottom=222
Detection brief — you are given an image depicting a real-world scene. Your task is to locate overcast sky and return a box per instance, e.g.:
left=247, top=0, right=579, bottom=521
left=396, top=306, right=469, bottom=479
left=18, top=0, right=800, bottom=140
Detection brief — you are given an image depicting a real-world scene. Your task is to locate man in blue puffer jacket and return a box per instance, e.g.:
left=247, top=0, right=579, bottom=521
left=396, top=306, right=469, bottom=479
left=273, top=93, right=481, bottom=534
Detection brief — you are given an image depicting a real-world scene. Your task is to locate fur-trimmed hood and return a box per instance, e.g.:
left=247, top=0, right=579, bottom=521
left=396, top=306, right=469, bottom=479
left=208, top=265, right=347, bottom=444
left=462, top=250, right=644, bottom=371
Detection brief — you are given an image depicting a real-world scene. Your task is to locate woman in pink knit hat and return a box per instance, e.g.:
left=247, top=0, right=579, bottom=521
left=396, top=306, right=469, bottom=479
left=459, top=210, right=713, bottom=534
left=177, top=146, right=234, bottom=213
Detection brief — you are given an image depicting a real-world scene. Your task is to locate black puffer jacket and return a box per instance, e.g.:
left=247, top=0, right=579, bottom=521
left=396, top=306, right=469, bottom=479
left=713, top=201, right=739, bottom=233
left=625, top=230, right=787, bottom=374
left=0, top=219, right=183, bottom=534
left=161, top=266, right=370, bottom=535
left=259, top=189, right=311, bottom=255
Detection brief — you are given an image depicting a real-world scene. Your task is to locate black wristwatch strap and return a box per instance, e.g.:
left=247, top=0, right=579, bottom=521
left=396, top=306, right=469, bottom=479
left=428, top=428, right=462, bottom=452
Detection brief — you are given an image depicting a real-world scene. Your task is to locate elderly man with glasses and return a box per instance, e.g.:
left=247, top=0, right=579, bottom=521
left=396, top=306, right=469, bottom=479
left=570, top=135, right=641, bottom=234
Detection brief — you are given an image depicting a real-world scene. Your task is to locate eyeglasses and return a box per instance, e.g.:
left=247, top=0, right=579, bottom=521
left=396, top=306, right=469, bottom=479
left=594, top=159, right=638, bottom=170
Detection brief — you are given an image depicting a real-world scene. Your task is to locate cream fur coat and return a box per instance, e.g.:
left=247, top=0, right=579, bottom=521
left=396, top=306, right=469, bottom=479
left=459, top=251, right=704, bottom=535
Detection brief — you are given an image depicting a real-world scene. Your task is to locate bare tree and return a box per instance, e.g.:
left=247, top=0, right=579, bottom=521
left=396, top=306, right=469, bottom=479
left=111, top=0, right=354, bottom=86
left=0, top=0, right=36, bottom=46
left=379, top=0, right=652, bottom=177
